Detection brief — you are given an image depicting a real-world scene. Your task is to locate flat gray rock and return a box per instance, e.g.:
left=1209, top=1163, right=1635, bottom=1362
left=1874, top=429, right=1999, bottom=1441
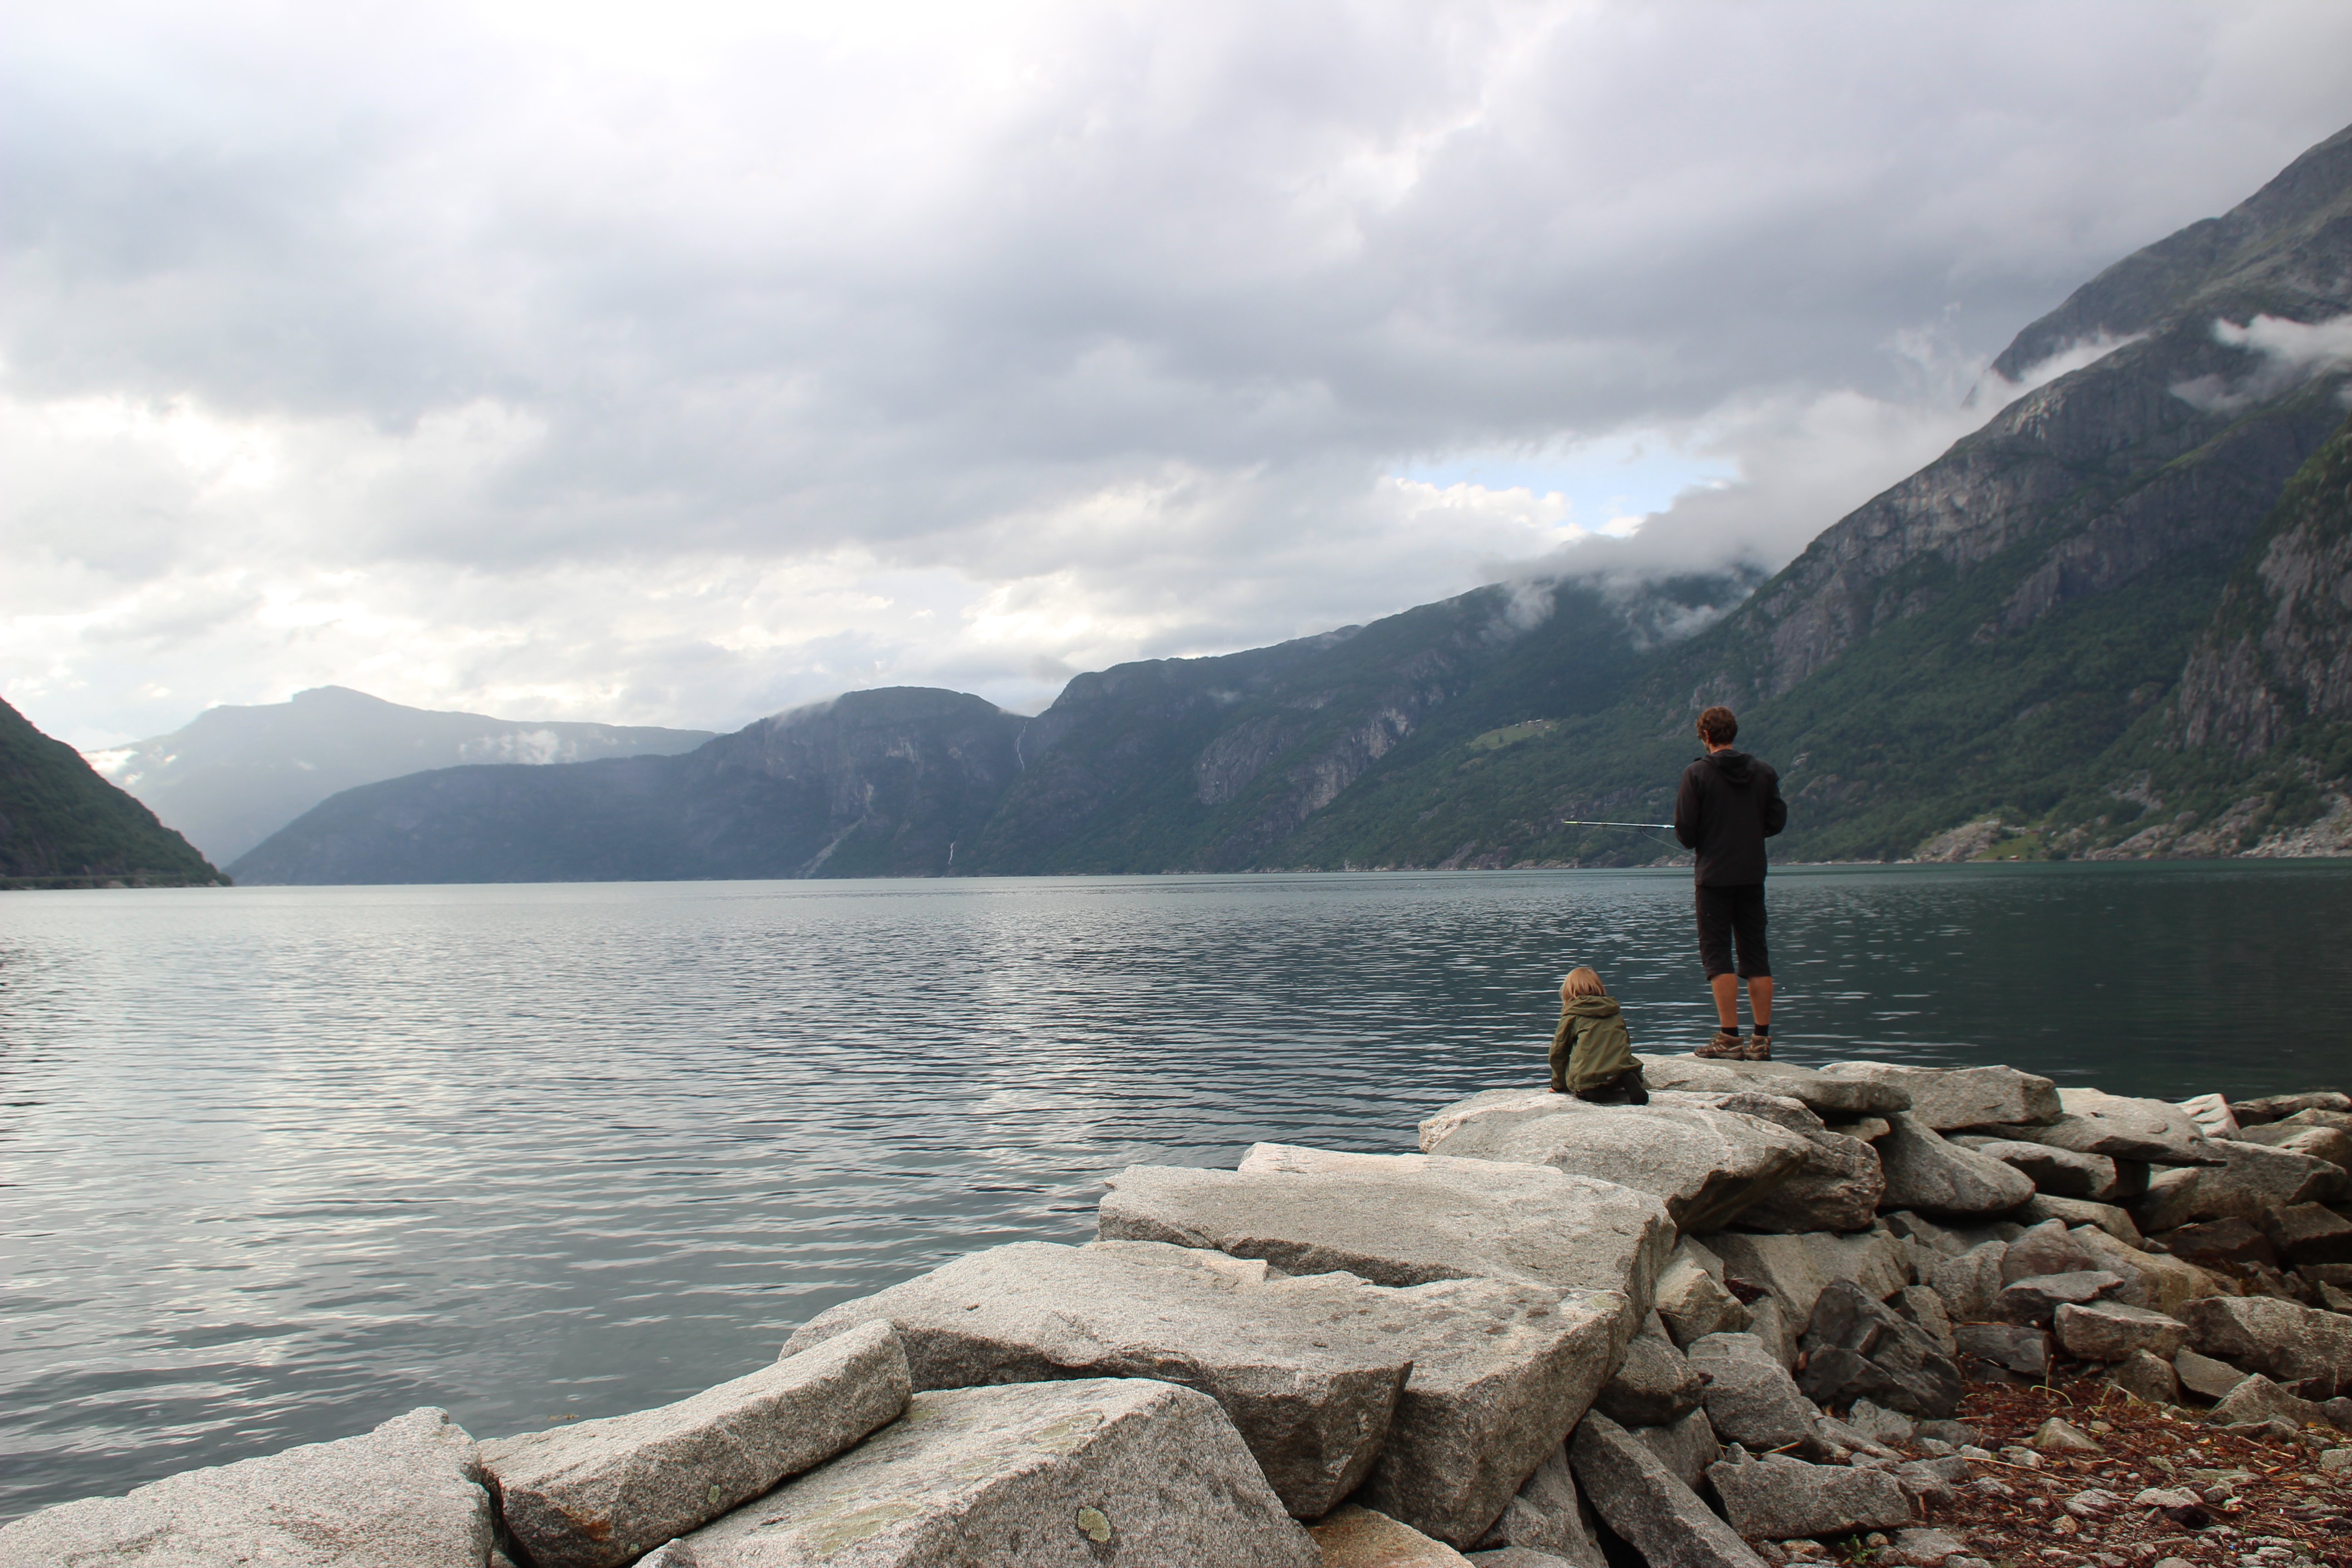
left=1633, top=1056, right=1913, bottom=1118
left=483, top=1321, right=910, bottom=1568
left=1817, top=1063, right=2061, bottom=1131
left=2132, top=1138, right=2349, bottom=1230
left=676, top=1379, right=1317, bottom=1567
left=1708, top=1452, right=1913, bottom=1539
left=1353, top=1277, right=1630, bottom=1548
left=1683, top=1333, right=1818, bottom=1453
left=2208, top=1374, right=2326, bottom=1430
left=1845, top=1399, right=1916, bottom=1444
left=2172, top=1347, right=2247, bottom=1400
left=1569, top=1413, right=1767, bottom=1568
left=2063, top=1223, right=2222, bottom=1317
left=775, top=1242, right=1411, bottom=1519
left=1418, top=1091, right=1812, bottom=1234
left=2017, top=1194, right=2141, bottom=1244
left=1592, top=1312, right=1704, bottom=1427
left=1982, top=1089, right=2225, bottom=1166
left=1705, top=1229, right=1908, bottom=1323
left=2225, top=1122, right=2352, bottom=1168
left=1474, top=1445, right=1605, bottom=1568
left=0, top=1407, right=488, bottom=1568
left=1998, top=1219, right=2107, bottom=1282
left=1107, top=1146, right=1671, bottom=1314
left=1878, top=1114, right=2034, bottom=1216
left=1730, top=1127, right=1885, bottom=1235
left=1961, top=1140, right=2120, bottom=1201
left=2181, top=1294, right=2352, bottom=1396
left=1990, top=1271, right=2125, bottom=1326
left=2052, top=1301, right=2188, bottom=1363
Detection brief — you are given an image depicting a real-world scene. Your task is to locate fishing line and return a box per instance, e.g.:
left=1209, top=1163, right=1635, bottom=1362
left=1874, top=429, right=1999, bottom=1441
left=1558, top=818, right=1685, bottom=852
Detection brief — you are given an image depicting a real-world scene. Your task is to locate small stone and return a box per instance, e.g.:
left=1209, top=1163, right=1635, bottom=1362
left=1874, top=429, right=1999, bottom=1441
left=1593, top=1312, right=1706, bottom=1427
left=2318, top=1448, right=2352, bottom=1471
left=2173, top=1347, right=2248, bottom=1400
left=1929, top=1242, right=2011, bottom=1322
left=1474, top=1443, right=1606, bottom=1568
left=2033, top=1416, right=2101, bottom=1452
left=1846, top=1399, right=1916, bottom=1444
left=1685, top=1332, right=1821, bottom=1453
left=2207, top=1374, right=2324, bottom=1430
left=1654, top=1246, right=1752, bottom=1346
left=1955, top=1322, right=2051, bottom=1376
left=1630, top=1408, right=1722, bottom=1494
left=1889, top=1527, right=1969, bottom=1567
left=1709, top=1452, right=1914, bottom=1539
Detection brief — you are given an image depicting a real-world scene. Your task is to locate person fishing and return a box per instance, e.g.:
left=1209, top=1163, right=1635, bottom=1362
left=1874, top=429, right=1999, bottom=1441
left=1675, top=705, right=1786, bottom=1061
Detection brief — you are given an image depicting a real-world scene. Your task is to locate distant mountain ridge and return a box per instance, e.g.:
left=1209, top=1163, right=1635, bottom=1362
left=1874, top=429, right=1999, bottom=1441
left=231, top=121, right=2352, bottom=883
left=91, top=686, right=715, bottom=865
left=0, top=698, right=224, bottom=887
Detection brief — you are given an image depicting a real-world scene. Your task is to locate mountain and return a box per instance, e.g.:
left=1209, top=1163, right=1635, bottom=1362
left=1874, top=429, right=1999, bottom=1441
left=229, top=575, right=1753, bottom=883
left=229, top=688, right=1023, bottom=883
left=0, top=696, right=226, bottom=887
left=231, top=121, right=2352, bottom=882
left=88, top=686, right=715, bottom=865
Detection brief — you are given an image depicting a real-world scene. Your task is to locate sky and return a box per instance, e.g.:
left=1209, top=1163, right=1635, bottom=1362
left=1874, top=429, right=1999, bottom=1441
left=7, top=1, right=2352, bottom=747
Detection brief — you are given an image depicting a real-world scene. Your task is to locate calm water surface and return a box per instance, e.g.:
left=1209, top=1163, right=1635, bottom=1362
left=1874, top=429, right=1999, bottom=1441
left=3, top=862, right=2347, bottom=1519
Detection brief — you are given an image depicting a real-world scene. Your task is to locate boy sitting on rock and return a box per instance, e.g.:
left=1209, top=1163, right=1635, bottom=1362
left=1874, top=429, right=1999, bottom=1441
left=1551, top=967, right=1649, bottom=1104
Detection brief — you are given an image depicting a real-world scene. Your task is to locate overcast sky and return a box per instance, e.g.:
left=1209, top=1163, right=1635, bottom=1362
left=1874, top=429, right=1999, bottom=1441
left=8, top=0, right=2351, bottom=746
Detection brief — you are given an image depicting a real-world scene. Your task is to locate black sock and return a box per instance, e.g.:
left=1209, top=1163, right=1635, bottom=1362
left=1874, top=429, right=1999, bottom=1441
left=1754, top=1023, right=1771, bottom=1036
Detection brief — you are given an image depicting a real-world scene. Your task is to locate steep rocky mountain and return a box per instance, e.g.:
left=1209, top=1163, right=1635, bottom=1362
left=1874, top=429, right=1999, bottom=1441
left=230, top=688, right=1022, bottom=883
left=0, top=697, right=225, bottom=887
left=1269, top=120, right=2352, bottom=867
left=89, top=686, right=715, bottom=866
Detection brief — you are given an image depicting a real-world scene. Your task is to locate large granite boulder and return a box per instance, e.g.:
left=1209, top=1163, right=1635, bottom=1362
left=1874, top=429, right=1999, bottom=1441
left=2227, top=1121, right=2352, bottom=1168
left=1796, top=1278, right=1963, bottom=1419
left=1707, top=1229, right=1909, bottom=1323
left=776, top=1244, right=1412, bottom=1518
left=1816, top=1063, right=2062, bottom=1131
left=2180, top=1295, right=2352, bottom=1396
left=1998, top=1219, right=2107, bottom=1281
left=0, top=1408, right=490, bottom=1568
left=1568, top=1413, right=1768, bottom=1568
left=1105, top=1145, right=1671, bottom=1317
left=1877, top=1114, right=2034, bottom=1216
left=484, top=1321, right=910, bottom=1568
left=2131, top=1138, right=2349, bottom=1231
left=1353, top=1277, right=1631, bottom=1548
left=2262, top=1202, right=2352, bottom=1267
left=2018, top=1194, right=2141, bottom=1244
left=1634, top=1055, right=1912, bottom=1118
left=2230, top=1090, right=2352, bottom=1125
left=1473, top=1445, right=1606, bottom=1568
left=675, top=1379, right=1318, bottom=1566
left=1707, top=1451, right=1913, bottom=1539
left=1982, top=1089, right=2226, bottom=1166
left=1313, top=1506, right=1475, bottom=1568
left=1417, top=1091, right=1812, bottom=1233
left=1683, top=1333, right=1819, bottom=1453
left=1732, top=1127, right=1886, bottom=1235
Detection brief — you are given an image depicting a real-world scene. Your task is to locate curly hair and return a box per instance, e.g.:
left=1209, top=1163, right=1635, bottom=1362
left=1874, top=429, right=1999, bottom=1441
left=1696, top=706, right=1739, bottom=746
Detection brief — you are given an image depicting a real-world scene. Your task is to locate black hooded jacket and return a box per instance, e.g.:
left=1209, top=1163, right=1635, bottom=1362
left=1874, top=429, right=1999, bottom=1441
left=1674, top=748, right=1788, bottom=886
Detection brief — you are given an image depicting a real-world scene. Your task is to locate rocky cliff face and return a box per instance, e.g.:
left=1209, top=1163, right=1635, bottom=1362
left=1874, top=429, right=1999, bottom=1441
left=2176, top=410, right=2352, bottom=759
left=1705, top=122, right=2352, bottom=707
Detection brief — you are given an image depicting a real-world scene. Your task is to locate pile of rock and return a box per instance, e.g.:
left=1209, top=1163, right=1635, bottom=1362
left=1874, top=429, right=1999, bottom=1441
left=3, top=1062, right=2347, bottom=1568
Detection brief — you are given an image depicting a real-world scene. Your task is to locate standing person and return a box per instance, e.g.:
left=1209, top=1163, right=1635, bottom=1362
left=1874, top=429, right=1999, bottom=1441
left=1674, top=706, right=1786, bottom=1061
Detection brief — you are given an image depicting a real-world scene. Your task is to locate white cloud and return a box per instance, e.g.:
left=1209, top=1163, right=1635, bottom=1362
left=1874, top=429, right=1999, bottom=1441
left=5, top=0, right=2352, bottom=745
left=2173, top=312, right=2352, bottom=412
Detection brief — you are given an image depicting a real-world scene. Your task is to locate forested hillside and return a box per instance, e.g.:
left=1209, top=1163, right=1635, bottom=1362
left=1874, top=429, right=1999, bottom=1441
left=0, top=698, right=226, bottom=887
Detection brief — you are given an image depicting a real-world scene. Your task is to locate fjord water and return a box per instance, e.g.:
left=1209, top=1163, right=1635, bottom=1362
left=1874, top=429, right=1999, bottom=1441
left=3, top=862, right=2347, bottom=1519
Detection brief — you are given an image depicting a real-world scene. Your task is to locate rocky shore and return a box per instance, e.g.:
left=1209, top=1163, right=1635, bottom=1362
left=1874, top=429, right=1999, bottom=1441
left=5, top=1056, right=2350, bottom=1568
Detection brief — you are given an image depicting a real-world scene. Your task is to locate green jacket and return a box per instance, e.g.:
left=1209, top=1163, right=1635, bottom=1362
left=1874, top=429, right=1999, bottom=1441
left=1551, top=994, right=1634, bottom=1095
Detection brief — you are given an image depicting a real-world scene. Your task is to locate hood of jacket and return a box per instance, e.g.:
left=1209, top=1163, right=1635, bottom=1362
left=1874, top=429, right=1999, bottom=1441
left=1563, top=994, right=1621, bottom=1019
left=1706, top=748, right=1758, bottom=786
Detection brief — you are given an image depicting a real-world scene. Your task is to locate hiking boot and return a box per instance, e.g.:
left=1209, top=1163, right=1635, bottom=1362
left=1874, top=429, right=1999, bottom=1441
left=1694, top=1029, right=1745, bottom=1059
left=1740, top=1034, right=1773, bottom=1062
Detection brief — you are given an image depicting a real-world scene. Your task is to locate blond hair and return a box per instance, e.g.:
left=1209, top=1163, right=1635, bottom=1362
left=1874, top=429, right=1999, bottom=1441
left=1561, top=966, right=1607, bottom=1000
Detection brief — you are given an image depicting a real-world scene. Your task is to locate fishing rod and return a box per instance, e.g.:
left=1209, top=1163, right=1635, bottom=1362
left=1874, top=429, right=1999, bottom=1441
left=1560, top=819, right=1674, bottom=829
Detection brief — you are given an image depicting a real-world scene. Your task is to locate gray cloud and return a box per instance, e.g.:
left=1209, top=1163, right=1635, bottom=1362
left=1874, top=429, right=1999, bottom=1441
left=5, top=0, right=2352, bottom=745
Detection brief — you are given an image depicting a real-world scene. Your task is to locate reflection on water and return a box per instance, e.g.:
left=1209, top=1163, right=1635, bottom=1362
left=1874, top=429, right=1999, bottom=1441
left=1, top=862, right=2345, bottom=1518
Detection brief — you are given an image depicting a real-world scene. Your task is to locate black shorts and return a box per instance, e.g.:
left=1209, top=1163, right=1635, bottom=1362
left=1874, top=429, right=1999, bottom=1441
left=1695, top=882, right=1769, bottom=980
